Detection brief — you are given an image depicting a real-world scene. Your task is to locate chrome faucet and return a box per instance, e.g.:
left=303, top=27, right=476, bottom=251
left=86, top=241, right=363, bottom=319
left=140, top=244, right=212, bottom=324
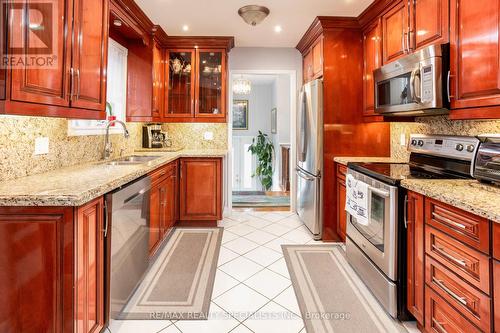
left=103, top=120, right=130, bottom=160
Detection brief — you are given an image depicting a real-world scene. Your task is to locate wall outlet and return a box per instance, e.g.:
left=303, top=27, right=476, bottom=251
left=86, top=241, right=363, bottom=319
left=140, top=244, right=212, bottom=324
left=34, top=137, right=49, bottom=155
left=400, top=133, right=407, bottom=146
left=203, top=131, right=214, bottom=141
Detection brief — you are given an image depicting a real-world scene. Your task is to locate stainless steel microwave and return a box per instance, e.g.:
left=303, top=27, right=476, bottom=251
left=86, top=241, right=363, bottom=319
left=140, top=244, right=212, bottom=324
left=374, top=43, right=449, bottom=116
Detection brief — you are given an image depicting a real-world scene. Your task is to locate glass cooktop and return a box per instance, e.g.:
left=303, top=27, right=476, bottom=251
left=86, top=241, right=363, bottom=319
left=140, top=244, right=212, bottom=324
left=347, top=162, right=470, bottom=185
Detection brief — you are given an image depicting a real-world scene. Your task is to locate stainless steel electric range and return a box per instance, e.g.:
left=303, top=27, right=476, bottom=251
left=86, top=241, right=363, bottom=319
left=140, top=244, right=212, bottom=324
left=345, top=134, right=480, bottom=320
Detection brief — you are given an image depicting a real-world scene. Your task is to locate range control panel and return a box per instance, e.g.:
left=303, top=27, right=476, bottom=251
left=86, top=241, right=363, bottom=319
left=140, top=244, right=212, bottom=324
left=408, top=134, right=480, bottom=161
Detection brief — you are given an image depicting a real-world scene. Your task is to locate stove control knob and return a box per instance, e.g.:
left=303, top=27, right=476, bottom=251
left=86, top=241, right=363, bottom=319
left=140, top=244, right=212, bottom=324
left=455, top=144, right=464, bottom=151
left=411, top=139, right=417, bottom=146
left=418, top=140, right=424, bottom=147
left=466, top=144, right=475, bottom=152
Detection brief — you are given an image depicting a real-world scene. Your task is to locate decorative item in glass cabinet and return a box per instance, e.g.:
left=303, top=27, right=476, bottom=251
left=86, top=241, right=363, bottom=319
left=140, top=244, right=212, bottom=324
left=233, top=77, right=252, bottom=95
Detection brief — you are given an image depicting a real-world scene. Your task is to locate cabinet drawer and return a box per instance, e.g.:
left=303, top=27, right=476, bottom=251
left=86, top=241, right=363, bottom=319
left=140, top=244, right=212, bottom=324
left=150, top=161, right=177, bottom=184
left=337, top=164, right=347, bottom=181
left=425, top=256, right=491, bottom=332
left=425, top=287, right=482, bottom=333
left=425, top=226, right=491, bottom=295
left=425, top=198, right=490, bottom=254
left=493, top=223, right=500, bottom=261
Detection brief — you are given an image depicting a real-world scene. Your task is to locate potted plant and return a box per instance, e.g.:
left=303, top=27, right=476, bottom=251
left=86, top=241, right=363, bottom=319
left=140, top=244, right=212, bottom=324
left=248, top=131, right=275, bottom=191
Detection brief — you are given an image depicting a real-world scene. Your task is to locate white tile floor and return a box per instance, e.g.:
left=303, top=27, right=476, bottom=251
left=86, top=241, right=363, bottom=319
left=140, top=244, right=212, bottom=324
left=110, top=210, right=319, bottom=333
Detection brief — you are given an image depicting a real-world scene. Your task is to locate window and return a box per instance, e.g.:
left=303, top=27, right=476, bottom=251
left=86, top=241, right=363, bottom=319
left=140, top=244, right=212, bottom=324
left=68, top=38, right=128, bottom=136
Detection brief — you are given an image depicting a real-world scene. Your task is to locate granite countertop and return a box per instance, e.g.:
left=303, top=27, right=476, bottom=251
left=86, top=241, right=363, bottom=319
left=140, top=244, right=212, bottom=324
left=334, top=156, right=407, bottom=166
left=400, top=179, right=500, bottom=223
left=0, top=149, right=227, bottom=207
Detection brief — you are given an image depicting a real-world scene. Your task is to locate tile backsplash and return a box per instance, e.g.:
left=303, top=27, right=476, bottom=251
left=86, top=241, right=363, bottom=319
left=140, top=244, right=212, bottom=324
left=391, top=116, right=500, bottom=159
left=0, top=116, right=227, bottom=181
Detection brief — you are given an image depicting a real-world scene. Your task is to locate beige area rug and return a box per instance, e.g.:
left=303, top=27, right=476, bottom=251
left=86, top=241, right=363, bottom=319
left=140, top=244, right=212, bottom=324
left=118, top=227, right=223, bottom=320
left=282, top=244, right=408, bottom=333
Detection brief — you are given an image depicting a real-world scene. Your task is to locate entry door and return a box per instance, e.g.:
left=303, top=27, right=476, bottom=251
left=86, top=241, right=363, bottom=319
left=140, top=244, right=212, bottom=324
left=232, top=136, right=258, bottom=191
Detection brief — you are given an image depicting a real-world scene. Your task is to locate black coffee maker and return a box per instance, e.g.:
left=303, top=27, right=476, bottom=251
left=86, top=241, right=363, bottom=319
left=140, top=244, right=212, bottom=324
left=142, top=124, right=164, bottom=148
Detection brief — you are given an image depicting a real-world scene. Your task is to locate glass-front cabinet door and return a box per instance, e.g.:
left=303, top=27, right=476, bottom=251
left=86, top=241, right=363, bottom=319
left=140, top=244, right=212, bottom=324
left=166, top=50, right=195, bottom=117
left=195, top=49, right=226, bottom=118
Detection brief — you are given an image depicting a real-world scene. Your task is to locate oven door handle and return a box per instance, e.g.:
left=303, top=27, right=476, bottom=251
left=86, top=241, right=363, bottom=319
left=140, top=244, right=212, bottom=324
left=368, top=185, right=390, bottom=198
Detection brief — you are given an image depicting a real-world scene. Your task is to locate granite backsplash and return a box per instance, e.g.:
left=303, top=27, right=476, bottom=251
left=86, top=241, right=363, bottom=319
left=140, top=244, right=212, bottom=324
left=391, top=116, right=500, bottom=160
left=0, top=115, right=227, bottom=181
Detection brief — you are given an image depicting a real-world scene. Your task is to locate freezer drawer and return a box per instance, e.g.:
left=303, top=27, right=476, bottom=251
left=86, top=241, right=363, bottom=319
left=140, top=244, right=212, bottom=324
left=296, top=167, right=321, bottom=238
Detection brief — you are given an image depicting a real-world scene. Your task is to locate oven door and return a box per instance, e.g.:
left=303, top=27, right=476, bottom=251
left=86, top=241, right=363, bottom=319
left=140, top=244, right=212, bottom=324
left=346, top=170, right=398, bottom=280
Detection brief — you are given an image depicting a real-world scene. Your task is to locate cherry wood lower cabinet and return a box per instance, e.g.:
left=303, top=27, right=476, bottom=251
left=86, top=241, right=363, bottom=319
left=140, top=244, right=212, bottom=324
left=408, top=195, right=496, bottom=333
left=149, top=162, right=177, bottom=255
left=179, top=158, right=222, bottom=223
left=0, top=198, right=105, bottom=333
left=494, top=260, right=500, bottom=333
left=425, top=286, right=482, bottom=333
left=75, top=198, right=105, bottom=333
left=406, top=191, right=425, bottom=326
left=335, top=164, right=347, bottom=242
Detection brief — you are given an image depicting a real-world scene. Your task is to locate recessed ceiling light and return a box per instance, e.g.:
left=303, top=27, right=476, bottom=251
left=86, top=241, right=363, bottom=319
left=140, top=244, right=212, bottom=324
left=274, top=25, right=282, bottom=33
left=182, top=25, right=189, bottom=31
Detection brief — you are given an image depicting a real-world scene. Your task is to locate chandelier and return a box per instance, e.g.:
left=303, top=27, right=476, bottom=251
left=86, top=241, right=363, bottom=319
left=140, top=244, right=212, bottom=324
left=233, top=77, right=252, bottom=95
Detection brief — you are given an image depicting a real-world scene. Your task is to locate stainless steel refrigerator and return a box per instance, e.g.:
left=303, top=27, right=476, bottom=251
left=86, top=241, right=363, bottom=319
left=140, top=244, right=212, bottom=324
left=296, top=79, right=323, bottom=240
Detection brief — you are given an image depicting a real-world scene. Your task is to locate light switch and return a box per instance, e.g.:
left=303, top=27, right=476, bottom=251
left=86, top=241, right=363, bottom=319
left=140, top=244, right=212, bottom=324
left=400, top=134, right=406, bottom=146
left=203, top=131, right=214, bottom=141
left=34, top=137, right=49, bottom=155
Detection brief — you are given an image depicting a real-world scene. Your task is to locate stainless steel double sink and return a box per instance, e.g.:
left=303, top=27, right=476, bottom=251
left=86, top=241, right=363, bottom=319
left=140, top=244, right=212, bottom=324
left=105, top=155, right=163, bottom=166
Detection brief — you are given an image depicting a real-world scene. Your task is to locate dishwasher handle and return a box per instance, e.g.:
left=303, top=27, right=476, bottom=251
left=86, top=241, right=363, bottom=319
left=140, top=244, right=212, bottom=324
left=103, top=199, right=109, bottom=238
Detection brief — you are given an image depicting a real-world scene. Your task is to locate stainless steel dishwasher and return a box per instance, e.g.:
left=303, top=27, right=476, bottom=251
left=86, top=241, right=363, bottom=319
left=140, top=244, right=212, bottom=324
left=105, top=175, right=151, bottom=320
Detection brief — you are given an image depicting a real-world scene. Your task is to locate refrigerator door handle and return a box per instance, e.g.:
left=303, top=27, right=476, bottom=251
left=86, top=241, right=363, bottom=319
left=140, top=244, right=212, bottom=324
left=296, top=168, right=316, bottom=181
left=298, top=90, right=308, bottom=162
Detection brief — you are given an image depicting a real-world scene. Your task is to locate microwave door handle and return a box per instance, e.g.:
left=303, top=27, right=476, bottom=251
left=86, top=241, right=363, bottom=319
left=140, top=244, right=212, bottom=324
left=410, top=68, right=421, bottom=103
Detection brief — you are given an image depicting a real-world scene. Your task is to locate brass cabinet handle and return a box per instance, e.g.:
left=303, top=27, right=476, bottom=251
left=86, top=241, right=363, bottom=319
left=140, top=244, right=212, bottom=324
left=433, top=278, right=468, bottom=306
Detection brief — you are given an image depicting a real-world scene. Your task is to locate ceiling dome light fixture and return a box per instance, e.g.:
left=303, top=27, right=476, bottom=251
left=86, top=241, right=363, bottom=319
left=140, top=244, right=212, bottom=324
left=233, top=76, right=252, bottom=95
left=238, top=5, right=270, bottom=26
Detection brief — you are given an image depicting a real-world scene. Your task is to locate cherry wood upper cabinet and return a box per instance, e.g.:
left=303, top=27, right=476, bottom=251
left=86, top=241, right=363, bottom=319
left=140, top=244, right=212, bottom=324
left=5, top=0, right=108, bottom=119
left=409, top=0, right=449, bottom=51
left=152, top=41, right=165, bottom=120
left=303, top=51, right=313, bottom=83
left=70, top=0, right=109, bottom=112
left=363, top=19, right=383, bottom=119
left=302, top=38, right=323, bottom=83
left=382, top=1, right=408, bottom=64
left=312, top=38, right=323, bottom=78
left=449, top=0, right=500, bottom=119
left=9, top=0, right=72, bottom=108
left=75, top=197, right=105, bottom=333
left=179, top=158, right=222, bottom=222
left=165, top=49, right=197, bottom=119
left=406, top=191, right=425, bottom=326
left=195, top=49, right=226, bottom=119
